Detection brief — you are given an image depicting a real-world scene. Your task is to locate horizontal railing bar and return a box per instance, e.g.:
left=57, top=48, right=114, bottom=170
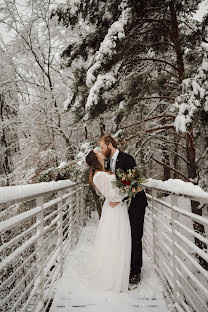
left=62, top=212, right=71, bottom=226
left=20, top=278, right=43, bottom=312
left=62, top=190, right=77, bottom=200
left=143, top=213, right=152, bottom=224
left=0, top=195, right=75, bottom=234
left=175, top=302, right=187, bottom=312
left=0, top=180, right=77, bottom=205
left=154, top=245, right=173, bottom=278
left=43, top=238, right=62, bottom=273
left=158, top=219, right=172, bottom=234
left=43, top=246, right=61, bottom=281
left=0, top=183, right=88, bottom=312
left=43, top=197, right=61, bottom=210
left=43, top=209, right=59, bottom=224
left=44, top=258, right=60, bottom=295
left=44, top=228, right=59, bottom=248
left=0, top=206, right=42, bottom=233
left=175, top=242, right=208, bottom=281
left=175, top=230, right=208, bottom=263
left=62, top=198, right=76, bottom=209
left=62, top=235, right=74, bottom=259
left=0, top=243, right=43, bottom=291
left=173, top=205, right=208, bottom=227
left=63, top=226, right=74, bottom=243
left=43, top=215, right=60, bottom=234
left=152, top=197, right=172, bottom=209
left=144, top=244, right=153, bottom=259
left=0, top=232, right=39, bottom=272
left=43, top=266, right=61, bottom=312
left=143, top=226, right=152, bottom=239
left=143, top=222, right=152, bottom=234
left=158, top=256, right=174, bottom=290
left=158, top=238, right=173, bottom=258
left=176, top=292, right=192, bottom=312
left=145, top=192, right=152, bottom=199
left=0, top=258, right=40, bottom=309
left=62, top=220, right=72, bottom=234
left=10, top=270, right=41, bottom=312
left=0, top=199, right=61, bottom=234
left=157, top=208, right=172, bottom=222
left=44, top=264, right=60, bottom=294
left=143, top=183, right=208, bottom=203
left=0, top=220, right=40, bottom=254
left=174, top=220, right=208, bottom=246
left=177, top=269, right=208, bottom=312
left=160, top=274, right=175, bottom=306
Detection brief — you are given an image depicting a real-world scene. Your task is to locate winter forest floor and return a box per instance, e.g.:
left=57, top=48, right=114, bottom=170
left=50, top=212, right=170, bottom=312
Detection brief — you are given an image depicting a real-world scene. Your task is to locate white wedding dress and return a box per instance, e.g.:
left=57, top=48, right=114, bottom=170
left=72, top=171, right=131, bottom=293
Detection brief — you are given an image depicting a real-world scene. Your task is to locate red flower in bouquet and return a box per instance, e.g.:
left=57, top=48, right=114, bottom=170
left=112, top=166, right=147, bottom=205
left=122, top=180, right=131, bottom=186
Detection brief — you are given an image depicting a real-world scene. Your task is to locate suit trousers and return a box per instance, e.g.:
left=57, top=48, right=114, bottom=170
left=128, top=190, right=147, bottom=275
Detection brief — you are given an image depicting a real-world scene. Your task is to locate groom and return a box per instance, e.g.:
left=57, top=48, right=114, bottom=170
left=99, top=134, right=148, bottom=288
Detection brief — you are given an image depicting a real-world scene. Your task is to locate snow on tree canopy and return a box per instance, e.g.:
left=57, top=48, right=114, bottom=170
left=85, top=71, right=117, bottom=113
left=76, top=141, right=94, bottom=169
left=84, top=0, right=132, bottom=119
left=173, top=41, right=208, bottom=132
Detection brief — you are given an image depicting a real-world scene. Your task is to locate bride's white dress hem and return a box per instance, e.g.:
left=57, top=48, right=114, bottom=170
left=71, top=171, right=131, bottom=293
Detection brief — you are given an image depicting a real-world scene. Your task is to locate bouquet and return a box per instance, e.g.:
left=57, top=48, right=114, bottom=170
left=112, top=166, right=147, bottom=205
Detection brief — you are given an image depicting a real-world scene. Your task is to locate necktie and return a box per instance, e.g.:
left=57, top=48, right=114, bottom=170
left=110, top=158, right=114, bottom=172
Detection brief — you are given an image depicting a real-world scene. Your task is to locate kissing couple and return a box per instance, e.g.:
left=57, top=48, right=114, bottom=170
left=76, top=134, right=148, bottom=293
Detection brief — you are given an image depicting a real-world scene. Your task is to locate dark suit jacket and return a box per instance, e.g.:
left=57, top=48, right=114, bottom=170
left=105, top=150, right=147, bottom=215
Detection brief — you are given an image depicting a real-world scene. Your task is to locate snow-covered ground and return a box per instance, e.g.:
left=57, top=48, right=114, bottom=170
left=50, top=211, right=170, bottom=312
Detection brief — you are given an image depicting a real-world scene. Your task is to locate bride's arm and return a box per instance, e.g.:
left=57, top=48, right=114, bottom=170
left=93, top=171, right=126, bottom=202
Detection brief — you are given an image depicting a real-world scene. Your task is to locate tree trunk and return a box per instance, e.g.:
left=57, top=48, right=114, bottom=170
left=0, top=95, right=12, bottom=180
left=186, top=126, right=207, bottom=269
left=169, top=0, right=185, bottom=84
left=173, top=134, right=180, bottom=178
left=99, top=116, right=105, bottom=137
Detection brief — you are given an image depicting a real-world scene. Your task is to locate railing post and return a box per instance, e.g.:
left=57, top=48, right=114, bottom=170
left=57, top=190, right=63, bottom=277
left=152, top=189, right=159, bottom=274
left=80, top=185, right=86, bottom=227
left=75, top=187, right=80, bottom=244
left=36, top=196, right=44, bottom=311
left=171, top=194, right=181, bottom=308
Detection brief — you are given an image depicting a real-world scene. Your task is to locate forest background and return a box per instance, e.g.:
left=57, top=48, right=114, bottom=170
left=0, top=0, right=208, bottom=198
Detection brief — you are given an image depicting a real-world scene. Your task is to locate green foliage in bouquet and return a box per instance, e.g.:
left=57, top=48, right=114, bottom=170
left=112, top=166, right=148, bottom=205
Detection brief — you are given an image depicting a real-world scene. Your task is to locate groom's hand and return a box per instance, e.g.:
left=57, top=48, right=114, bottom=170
left=109, top=201, right=120, bottom=207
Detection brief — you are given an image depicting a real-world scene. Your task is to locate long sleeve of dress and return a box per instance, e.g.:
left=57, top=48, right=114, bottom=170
left=93, top=171, right=127, bottom=202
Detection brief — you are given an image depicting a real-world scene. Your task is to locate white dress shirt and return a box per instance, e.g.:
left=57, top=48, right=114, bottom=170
left=110, top=149, right=119, bottom=173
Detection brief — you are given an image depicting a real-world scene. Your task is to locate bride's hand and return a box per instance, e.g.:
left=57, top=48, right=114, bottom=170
left=109, top=201, right=120, bottom=208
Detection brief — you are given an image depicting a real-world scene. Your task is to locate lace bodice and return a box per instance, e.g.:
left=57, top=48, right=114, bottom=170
left=93, top=171, right=126, bottom=201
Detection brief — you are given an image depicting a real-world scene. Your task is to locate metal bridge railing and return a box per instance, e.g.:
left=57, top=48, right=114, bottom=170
left=0, top=180, right=91, bottom=312
left=1, top=178, right=208, bottom=312
left=143, top=181, right=208, bottom=312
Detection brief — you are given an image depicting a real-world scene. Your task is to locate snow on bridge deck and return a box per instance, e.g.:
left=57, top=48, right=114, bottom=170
left=50, top=213, right=170, bottom=312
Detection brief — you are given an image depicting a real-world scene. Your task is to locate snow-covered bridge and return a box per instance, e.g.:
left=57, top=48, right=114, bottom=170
left=0, top=179, right=208, bottom=312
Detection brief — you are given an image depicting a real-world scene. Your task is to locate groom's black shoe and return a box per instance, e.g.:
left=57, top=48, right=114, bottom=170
left=128, top=273, right=141, bottom=290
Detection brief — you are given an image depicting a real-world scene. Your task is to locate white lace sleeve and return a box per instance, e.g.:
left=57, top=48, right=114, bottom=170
left=93, top=171, right=126, bottom=202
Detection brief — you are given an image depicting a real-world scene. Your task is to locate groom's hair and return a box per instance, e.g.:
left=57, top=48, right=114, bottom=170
left=100, top=135, right=117, bottom=148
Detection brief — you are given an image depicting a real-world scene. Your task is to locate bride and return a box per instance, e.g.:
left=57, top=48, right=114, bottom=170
left=73, top=149, right=131, bottom=293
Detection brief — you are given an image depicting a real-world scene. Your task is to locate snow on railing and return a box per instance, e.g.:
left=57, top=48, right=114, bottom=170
left=0, top=180, right=91, bottom=312
left=142, top=179, right=208, bottom=312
